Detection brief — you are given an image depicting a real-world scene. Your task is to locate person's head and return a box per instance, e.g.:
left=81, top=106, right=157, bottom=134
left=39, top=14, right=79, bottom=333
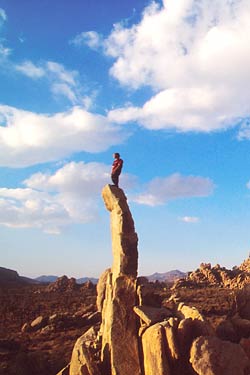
left=113, top=152, right=120, bottom=159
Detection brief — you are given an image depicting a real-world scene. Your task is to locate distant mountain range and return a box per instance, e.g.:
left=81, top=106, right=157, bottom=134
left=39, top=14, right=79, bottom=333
left=0, top=267, right=186, bottom=286
left=34, top=275, right=99, bottom=284
left=35, top=271, right=186, bottom=284
left=145, top=270, right=187, bottom=283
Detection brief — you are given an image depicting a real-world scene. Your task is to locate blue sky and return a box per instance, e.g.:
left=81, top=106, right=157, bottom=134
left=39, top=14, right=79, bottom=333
left=1, top=0, right=250, bottom=278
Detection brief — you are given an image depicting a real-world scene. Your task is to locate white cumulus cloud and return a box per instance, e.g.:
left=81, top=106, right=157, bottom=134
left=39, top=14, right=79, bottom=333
left=132, top=173, right=214, bottom=206
left=105, top=0, right=250, bottom=134
left=0, top=161, right=136, bottom=233
left=0, top=105, right=128, bottom=167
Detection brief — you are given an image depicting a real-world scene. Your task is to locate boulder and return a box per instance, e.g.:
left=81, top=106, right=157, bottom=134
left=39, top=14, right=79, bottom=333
left=235, top=285, right=250, bottom=319
left=216, top=319, right=239, bottom=343
left=177, top=303, right=205, bottom=321
left=142, top=323, right=171, bottom=375
left=70, top=326, right=101, bottom=375
left=133, top=305, right=172, bottom=326
left=178, top=318, right=212, bottom=358
left=21, top=322, right=31, bottom=333
left=161, top=319, right=180, bottom=362
left=30, top=316, right=48, bottom=331
left=231, top=314, right=250, bottom=338
left=190, top=336, right=249, bottom=375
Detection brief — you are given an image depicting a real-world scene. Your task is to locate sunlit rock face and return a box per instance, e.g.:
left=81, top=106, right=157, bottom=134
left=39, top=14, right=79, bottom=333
left=102, top=184, right=138, bottom=279
left=100, top=184, right=141, bottom=375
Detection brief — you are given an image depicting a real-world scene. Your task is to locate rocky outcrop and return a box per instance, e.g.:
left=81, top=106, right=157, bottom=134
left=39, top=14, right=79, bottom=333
left=173, top=260, right=250, bottom=289
left=46, top=275, right=79, bottom=292
left=57, top=185, right=250, bottom=375
left=239, top=257, right=250, bottom=273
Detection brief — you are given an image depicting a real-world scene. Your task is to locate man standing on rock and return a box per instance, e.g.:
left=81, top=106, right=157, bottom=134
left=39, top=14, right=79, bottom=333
left=111, top=152, right=123, bottom=187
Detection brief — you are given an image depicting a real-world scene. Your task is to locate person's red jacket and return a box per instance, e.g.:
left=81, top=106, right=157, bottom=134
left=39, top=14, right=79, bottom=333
left=111, top=158, right=123, bottom=175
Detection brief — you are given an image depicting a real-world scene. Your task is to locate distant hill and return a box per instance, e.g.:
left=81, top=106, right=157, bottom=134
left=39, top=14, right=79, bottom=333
left=145, top=270, right=187, bottom=283
left=35, top=275, right=58, bottom=283
left=76, top=277, right=98, bottom=285
left=1, top=266, right=186, bottom=286
left=35, top=275, right=98, bottom=284
left=0, top=267, right=37, bottom=285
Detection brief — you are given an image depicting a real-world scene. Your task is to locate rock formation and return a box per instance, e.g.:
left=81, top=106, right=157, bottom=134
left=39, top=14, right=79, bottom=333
left=239, top=257, right=250, bottom=273
left=46, top=275, right=79, bottom=292
left=173, top=260, right=250, bottom=289
left=56, top=186, right=250, bottom=375
left=100, top=184, right=141, bottom=375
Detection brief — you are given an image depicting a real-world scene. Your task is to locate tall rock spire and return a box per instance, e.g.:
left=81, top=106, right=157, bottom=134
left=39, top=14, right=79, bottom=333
left=102, top=184, right=138, bottom=279
left=100, top=184, right=141, bottom=375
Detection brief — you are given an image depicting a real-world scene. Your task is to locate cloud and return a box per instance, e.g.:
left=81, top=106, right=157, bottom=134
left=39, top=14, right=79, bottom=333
left=105, top=0, right=250, bottom=133
left=237, top=118, right=250, bottom=140
left=108, top=87, right=240, bottom=132
left=132, top=173, right=214, bottom=206
left=0, top=8, right=7, bottom=24
left=179, top=216, right=200, bottom=223
left=0, top=8, right=10, bottom=58
left=46, top=61, right=77, bottom=86
left=0, top=161, right=136, bottom=233
left=15, top=60, right=77, bottom=85
left=15, top=60, right=82, bottom=104
left=0, top=105, right=129, bottom=167
left=71, top=31, right=103, bottom=50
left=15, top=61, right=45, bottom=78
left=0, top=43, right=10, bottom=58
left=51, top=82, right=77, bottom=103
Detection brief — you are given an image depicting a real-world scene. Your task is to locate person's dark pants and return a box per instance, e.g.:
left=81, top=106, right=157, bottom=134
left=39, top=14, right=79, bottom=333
left=111, top=173, right=120, bottom=187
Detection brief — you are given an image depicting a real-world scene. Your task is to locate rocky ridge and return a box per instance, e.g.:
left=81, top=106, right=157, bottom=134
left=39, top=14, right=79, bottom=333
left=173, top=260, right=250, bottom=289
left=55, top=185, right=250, bottom=375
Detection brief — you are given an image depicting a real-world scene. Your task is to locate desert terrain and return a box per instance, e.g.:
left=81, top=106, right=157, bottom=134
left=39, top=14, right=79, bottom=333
left=1, top=187, right=250, bottom=375
left=0, top=270, right=236, bottom=375
left=0, top=276, right=97, bottom=375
